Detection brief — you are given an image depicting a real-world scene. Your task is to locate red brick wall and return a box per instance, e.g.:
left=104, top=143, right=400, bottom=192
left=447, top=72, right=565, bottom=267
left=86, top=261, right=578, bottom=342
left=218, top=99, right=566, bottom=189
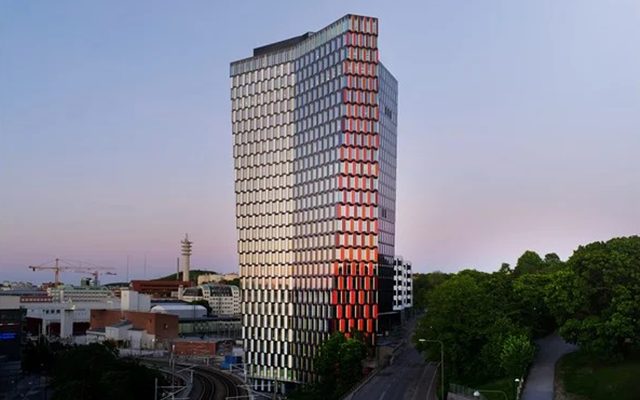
left=130, top=280, right=192, bottom=298
left=90, top=310, right=178, bottom=340
left=172, top=341, right=216, bottom=356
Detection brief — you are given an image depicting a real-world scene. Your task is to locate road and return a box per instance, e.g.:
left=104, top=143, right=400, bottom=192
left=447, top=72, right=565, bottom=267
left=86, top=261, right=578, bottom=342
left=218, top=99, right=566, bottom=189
left=351, top=316, right=439, bottom=400
left=0, top=373, right=49, bottom=400
left=352, top=347, right=438, bottom=400
left=520, top=333, right=577, bottom=400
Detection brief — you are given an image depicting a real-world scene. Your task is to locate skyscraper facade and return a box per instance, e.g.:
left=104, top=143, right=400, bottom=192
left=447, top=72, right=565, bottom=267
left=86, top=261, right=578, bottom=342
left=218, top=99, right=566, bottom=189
left=230, top=14, right=398, bottom=389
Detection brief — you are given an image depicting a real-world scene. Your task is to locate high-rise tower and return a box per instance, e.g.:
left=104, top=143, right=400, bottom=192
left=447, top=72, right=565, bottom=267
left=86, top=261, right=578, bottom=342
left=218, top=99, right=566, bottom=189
left=230, top=14, right=398, bottom=391
left=181, top=234, right=192, bottom=283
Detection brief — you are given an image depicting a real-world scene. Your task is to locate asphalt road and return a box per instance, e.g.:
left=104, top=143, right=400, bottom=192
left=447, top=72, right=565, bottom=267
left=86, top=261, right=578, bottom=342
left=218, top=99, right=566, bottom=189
left=351, top=315, right=439, bottom=400
left=520, top=333, right=577, bottom=400
left=352, top=344, right=438, bottom=400
left=1, top=374, right=49, bottom=400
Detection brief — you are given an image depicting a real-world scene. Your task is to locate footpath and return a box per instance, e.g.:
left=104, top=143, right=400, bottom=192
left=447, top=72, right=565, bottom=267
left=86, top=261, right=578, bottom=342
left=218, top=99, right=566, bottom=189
left=520, top=333, right=578, bottom=400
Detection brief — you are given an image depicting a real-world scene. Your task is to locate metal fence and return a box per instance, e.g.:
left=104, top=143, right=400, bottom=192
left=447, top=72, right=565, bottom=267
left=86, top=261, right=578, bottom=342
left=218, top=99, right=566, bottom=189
left=449, top=383, right=488, bottom=400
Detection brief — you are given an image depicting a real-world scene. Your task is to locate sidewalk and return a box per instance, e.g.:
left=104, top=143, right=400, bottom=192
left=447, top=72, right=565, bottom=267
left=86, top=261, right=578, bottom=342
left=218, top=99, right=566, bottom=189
left=521, top=333, right=577, bottom=400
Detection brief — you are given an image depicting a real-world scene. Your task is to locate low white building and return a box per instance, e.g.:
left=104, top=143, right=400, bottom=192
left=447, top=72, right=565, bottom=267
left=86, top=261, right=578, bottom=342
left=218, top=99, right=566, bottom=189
left=88, top=321, right=156, bottom=349
left=120, top=289, right=151, bottom=312
left=24, top=299, right=119, bottom=338
left=21, top=289, right=147, bottom=339
left=47, top=284, right=116, bottom=303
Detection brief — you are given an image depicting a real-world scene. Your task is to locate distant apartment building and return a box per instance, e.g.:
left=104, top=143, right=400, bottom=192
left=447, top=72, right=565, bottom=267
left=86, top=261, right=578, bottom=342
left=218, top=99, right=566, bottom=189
left=393, top=258, right=413, bottom=311
left=196, top=273, right=240, bottom=286
left=231, top=14, right=400, bottom=389
left=182, top=284, right=241, bottom=316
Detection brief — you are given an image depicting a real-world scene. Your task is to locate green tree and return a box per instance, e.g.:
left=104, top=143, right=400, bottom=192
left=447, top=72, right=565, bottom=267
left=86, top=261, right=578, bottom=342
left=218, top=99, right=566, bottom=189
left=314, top=332, right=346, bottom=392
left=22, top=337, right=68, bottom=373
left=548, top=236, right=640, bottom=358
left=499, top=334, right=536, bottom=378
left=336, top=336, right=368, bottom=395
left=415, top=272, right=500, bottom=382
left=499, top=262, right=513, bottom=274
left=514, top=251, right=545, bottom=276
left=412, top=271, right=451, bottom=310
left=303, top=332, right=368, bottom=400
left=543, top=252, right=561, bottom=264
left=415, top=268, right=536, bottom=385
left=50, top=343, right=163, bottom=400
left=513, top=273, right=557, bottom=337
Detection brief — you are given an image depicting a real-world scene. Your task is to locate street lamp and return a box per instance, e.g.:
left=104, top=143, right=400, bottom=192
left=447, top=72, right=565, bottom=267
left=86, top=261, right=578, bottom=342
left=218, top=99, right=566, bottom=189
left=514, top=378, right=521, bottom=399
left=418, top=338, right=444, bottom=399
left=473, top=389, right=508, bottom=400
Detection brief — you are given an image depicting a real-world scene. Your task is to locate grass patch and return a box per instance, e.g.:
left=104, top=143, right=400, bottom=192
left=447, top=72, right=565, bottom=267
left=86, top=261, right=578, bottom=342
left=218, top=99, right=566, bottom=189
left=557, top=351, right=640, bottom=400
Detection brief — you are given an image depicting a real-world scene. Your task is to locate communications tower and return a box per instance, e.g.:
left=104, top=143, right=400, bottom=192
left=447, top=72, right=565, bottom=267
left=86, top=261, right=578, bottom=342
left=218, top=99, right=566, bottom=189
left=180, top=234, right=192, bottom=282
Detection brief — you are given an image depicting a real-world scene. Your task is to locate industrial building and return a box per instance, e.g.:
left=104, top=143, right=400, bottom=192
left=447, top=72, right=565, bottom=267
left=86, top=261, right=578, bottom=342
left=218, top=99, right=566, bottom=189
left=19, top=289, right=149, bottom=339
left=0, top=296, right=24, bottom=361
left=22, top=294, right=119, bottom=338
left=0, top=296, right=25, bottom=397
left=87, top=309, right=178, bottom=349
left=151, top=303, right=208, bottom=320
left=131, top=280, right=191, bottom=298
left=47, top=283, right=116, bottom=303
left=150, top=303, right=241, bottom=339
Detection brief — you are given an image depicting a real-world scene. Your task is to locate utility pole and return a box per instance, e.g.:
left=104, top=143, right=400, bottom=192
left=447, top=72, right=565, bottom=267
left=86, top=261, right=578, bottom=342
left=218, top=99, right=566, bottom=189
left=54, top=258, right=60, bottom=286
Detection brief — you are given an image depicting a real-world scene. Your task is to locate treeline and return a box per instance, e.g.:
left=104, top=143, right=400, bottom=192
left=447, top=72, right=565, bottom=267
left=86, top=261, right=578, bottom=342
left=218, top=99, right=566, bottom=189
left=413, top=235, right=640, bottom=387
left=23, top=340, right=164, bottom=400
left=289, top=332, right=368, bottom=400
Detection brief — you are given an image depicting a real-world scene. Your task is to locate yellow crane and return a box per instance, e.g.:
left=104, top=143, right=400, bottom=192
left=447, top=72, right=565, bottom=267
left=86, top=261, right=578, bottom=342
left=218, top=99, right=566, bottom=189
left=28, top=258, right=116, bottom=286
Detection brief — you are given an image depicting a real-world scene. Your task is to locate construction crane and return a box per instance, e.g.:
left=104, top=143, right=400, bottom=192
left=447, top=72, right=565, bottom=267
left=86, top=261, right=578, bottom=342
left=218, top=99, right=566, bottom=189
left=84, top=270, right=117, bottom=287
left=28, top=258, right=116, bottom=286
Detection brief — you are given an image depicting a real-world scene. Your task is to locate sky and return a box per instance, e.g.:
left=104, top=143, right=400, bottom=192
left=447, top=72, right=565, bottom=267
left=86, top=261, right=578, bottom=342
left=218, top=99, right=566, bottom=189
left=1, top=0, right=639, bottom=284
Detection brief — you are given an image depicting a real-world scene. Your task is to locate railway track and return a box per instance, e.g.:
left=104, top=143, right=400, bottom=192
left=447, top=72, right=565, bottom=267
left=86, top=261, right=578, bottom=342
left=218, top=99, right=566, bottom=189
left=140, top=358, right=246, bottom=400
left=191, top=368, right=215, bottom=400
left=192, top=366, right=246, bottom=400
